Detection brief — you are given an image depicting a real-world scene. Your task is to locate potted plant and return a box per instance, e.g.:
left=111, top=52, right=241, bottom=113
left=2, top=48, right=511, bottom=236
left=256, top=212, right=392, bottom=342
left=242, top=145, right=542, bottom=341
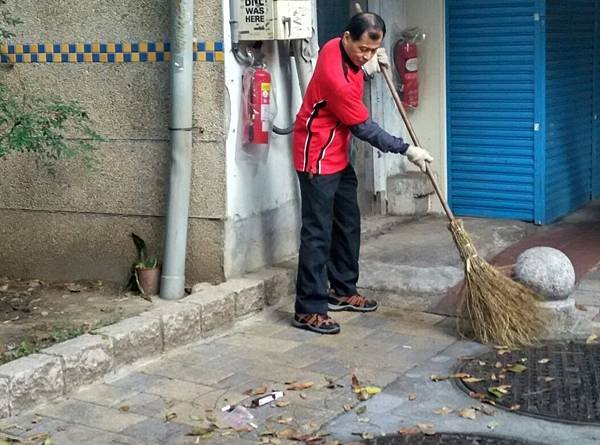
left=131, top=233, right=160, bottom=297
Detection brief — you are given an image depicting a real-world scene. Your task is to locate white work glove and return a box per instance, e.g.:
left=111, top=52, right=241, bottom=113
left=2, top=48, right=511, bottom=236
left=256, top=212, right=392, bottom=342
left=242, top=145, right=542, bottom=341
left=362, top=48, right=390, bottom=77
left=405, top=145, right=434, bottom=172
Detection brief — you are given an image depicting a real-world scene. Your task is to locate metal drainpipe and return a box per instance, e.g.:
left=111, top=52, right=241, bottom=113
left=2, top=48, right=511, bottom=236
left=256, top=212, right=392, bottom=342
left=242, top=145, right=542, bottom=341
left=160, top=0, right=194, bottom=300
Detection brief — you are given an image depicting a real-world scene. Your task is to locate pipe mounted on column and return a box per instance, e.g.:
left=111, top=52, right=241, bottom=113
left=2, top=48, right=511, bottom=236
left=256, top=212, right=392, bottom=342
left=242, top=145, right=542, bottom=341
left=161, top=0, right=194, bottom=300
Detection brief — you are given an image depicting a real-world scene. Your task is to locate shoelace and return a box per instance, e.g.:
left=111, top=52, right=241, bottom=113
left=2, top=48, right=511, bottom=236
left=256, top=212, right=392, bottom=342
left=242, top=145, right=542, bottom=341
left=339, top=294, right=372, bottom=307
left=303, top=314, right=336, bottom=326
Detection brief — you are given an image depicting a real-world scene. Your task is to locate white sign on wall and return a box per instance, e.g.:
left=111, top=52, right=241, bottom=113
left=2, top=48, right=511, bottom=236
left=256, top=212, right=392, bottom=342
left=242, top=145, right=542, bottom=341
left=238, top=0, right=312, bottom=40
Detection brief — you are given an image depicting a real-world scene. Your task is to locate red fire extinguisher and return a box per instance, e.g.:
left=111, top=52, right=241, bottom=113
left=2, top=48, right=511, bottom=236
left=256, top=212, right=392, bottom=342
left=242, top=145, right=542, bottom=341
left=394, top=40, right=419, bottom=108
left=242, top=65, right=272, bottom=148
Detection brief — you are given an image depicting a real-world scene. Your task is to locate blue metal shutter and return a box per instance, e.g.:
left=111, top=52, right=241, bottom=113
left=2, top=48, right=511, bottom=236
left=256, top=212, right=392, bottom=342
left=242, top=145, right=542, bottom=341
left=593, top=0, right=600, bottom=199
left=545, top=0, right=596, bottom=221
left=447, top=0, right=537, bottom=221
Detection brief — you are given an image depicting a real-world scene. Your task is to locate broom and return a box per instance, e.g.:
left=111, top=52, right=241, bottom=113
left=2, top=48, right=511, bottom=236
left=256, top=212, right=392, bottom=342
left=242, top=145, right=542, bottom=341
left=379, top=65, right=546, bottom=347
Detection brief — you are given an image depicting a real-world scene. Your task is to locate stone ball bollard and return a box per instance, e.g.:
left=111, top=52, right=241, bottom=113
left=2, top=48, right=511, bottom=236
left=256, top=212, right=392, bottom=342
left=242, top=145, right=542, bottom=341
left=513, top=247, right=576, bottom=301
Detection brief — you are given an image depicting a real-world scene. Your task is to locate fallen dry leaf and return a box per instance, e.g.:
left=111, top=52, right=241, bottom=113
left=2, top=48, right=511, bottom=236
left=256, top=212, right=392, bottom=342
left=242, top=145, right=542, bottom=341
left=433, top=406, right=454, bottom=415
left=408, top=393, right=417, bottom=401
left=287, top=381, right=314, bottom=391
left=575, top=303, right=588, bottom=311
left=351, top=374, right=361, bottom=391
left=586, top=334, right=598, bottom=344
left=398, top=427, right=420, bottom=436
left=506, top=363, right=527, bottom=374
left=462, top=377, right=485, bottom=383
left=416, top=423, right=436, bottom=435
left=65, top=283, right=86, bottom=292
left=165, top=412, right=177, bottom=422
left=343, top=404, right=353, bottom=412
left=254, top=384, right=268, bottom=395
left=118, top=405, right=130, bottom=412
left=275, top=400, right=290, bottom=408
left=459, top=408, right=477, bottom=420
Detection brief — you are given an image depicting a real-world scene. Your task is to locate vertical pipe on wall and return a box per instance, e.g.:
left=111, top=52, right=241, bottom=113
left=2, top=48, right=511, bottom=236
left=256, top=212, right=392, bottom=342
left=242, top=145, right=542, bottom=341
left=161, top=0, right=194, bottom=300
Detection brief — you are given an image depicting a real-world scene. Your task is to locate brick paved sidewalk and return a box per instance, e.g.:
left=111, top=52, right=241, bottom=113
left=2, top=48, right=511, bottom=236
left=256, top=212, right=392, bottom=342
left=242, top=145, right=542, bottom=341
left=0, top=300, right=457, bottom=445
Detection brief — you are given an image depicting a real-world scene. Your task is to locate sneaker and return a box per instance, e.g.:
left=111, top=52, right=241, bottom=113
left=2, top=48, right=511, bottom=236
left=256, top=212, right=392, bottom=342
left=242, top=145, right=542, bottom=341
left=328, top=294, right=378, bottom=312
left=292, top=313, right=341, bottom=334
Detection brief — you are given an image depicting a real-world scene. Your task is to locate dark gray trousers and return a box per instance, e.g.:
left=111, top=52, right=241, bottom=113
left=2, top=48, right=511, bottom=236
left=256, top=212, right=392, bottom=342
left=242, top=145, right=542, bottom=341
left=295, top=164, right=361, bottom=314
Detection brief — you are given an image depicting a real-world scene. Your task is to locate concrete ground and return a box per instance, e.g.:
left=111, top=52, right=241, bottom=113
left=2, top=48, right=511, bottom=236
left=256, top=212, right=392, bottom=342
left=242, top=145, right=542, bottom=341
left=1, top=201, right=600, bottom=444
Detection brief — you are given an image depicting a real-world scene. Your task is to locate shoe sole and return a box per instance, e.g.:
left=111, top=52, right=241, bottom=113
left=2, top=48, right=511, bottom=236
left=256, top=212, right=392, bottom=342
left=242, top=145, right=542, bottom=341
left=292, top=319, right=341, bottom=334
left=328, top=302, right=379, bottom=312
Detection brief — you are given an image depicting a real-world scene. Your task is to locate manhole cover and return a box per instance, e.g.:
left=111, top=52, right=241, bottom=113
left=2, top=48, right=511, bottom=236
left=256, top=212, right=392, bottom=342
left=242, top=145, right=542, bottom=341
left=366, top=432, right=534, bottom=444
left=456, top=341, right=600, bottom=425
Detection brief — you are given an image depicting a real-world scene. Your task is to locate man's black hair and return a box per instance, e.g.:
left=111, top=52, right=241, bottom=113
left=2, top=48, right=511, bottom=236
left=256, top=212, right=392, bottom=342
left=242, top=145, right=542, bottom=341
left=344, top=12, right=386, bottom=41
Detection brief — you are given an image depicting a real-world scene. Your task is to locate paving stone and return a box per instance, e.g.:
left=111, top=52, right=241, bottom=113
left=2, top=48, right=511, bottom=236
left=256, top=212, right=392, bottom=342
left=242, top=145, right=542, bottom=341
left=46, top=424, right=150, bottom=445
left=572, top=288, right=600, bottom=307
left=193, top=388, right=248, bottom=410
left=141, top=359, right=235, bottom=386
left=142, top=303, right=203, bottom=350
left=108, top=371, right=167, bottom=392
left=216, top=332, right=301, bottom=354
left=182, top=286, right=235, bottom=333
left=0, top=353, right=63, bottom=416
left=41, top=334, right=113, bottom=393
left=308, top=325, right=375, bottom=349
left=219, top=278, right=265, bottom=317
left=576, top=279, right=600, bottom=293
left=246, top=362, right=333, bottom=387
left=94, top=315, right=162, bottom=366
left=116, top=392, right=170, bottom=418
left=0, top=414, right=66, bottom=439
left=37, top=399, right=146, bottom=433
left=120, top=418, right=189, bottom=444
left=72, top=383, right=140, bottom=407
left=303, top=358, right=352, bottom=378
left=144, top=377, right=215, bottom=402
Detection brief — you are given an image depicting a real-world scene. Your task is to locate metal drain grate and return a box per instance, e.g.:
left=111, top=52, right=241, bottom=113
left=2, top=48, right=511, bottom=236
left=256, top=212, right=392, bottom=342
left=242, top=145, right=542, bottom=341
left=456, top=342, right=600, bottom=425
left=366, top=432, right=535, bottom=445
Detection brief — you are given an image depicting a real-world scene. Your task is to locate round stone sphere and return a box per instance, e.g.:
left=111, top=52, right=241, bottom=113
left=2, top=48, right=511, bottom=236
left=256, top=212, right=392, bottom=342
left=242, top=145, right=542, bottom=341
left=514, top=247, right=576, bottom=301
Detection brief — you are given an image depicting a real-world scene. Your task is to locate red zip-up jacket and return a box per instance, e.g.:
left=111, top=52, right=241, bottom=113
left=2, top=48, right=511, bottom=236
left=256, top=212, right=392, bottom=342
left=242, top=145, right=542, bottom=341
left=293, top=37, right=369, bottom=175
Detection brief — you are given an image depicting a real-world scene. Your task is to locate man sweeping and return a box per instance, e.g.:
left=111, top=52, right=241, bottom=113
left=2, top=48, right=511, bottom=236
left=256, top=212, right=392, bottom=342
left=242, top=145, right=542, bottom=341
left=292, top=12, right=434, bottom=334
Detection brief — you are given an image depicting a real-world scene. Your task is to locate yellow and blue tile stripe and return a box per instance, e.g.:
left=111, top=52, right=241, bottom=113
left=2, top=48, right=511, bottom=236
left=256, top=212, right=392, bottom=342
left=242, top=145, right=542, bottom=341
left=0, top=40, right=224, bottom=63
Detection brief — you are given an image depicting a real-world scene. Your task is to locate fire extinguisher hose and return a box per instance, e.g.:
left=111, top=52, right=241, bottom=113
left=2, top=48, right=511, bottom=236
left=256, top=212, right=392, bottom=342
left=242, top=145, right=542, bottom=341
left=272, top=124, right=294, bottom=135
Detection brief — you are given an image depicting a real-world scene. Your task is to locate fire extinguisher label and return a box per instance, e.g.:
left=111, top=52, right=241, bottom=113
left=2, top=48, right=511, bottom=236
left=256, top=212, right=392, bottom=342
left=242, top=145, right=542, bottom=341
left=261, top=104, right=270, bottom=131
left=405, top=58, right=418, bottom=72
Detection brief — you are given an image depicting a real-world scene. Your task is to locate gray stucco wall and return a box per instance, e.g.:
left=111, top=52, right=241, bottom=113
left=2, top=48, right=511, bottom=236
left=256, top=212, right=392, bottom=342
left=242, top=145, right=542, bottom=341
left=0, top=0, right=226, bottom=283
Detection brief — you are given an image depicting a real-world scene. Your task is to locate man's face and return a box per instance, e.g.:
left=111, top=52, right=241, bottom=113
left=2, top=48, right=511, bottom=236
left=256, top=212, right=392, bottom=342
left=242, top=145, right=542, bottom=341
left=342, top=30, right=383, bottom=67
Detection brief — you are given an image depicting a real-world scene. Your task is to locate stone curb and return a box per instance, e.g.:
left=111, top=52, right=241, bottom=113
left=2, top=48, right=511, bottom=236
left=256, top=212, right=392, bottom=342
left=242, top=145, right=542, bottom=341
left=0, top=266, right=294, bottom=418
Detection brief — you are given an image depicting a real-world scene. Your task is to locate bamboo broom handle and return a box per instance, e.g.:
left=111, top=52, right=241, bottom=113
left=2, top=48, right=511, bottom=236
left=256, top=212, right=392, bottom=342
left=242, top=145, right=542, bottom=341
left=380, top=66, right=455, bottom=222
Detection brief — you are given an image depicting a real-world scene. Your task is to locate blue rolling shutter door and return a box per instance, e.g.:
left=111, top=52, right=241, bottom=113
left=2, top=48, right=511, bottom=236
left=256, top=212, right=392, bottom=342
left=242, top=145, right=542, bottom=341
left=447, top=1, right=537, bottom=221
left=545, top=0, right=595, bottom=222
left=594, top=0, right=600, bottom=199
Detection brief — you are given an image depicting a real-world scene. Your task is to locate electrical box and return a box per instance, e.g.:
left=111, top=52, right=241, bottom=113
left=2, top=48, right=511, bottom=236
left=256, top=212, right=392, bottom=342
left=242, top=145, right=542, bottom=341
left=238, top=0, right=312, bottom=41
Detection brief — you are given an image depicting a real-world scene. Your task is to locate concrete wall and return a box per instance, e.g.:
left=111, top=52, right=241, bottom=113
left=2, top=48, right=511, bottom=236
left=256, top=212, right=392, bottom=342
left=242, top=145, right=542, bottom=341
left=404, top=0, right=447, bottom=213
left=0, top=0, right=227, bottom=283
left=222, top=0, right=304, bottom=278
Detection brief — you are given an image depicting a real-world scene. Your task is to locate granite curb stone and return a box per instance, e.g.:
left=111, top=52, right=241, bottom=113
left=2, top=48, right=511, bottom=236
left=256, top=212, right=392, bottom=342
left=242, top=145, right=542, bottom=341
left=0, top=268, right=294, bottom=419
left=93, top=316, right=163, bottom=367
left=0, top=354, right=63, bottom=416
left=41, top=334, right=114, bottom=394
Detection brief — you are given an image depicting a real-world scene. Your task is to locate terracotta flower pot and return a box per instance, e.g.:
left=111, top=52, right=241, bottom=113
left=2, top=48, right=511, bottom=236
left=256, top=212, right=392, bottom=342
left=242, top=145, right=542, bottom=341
left=136, top=267, right=161, bottom=295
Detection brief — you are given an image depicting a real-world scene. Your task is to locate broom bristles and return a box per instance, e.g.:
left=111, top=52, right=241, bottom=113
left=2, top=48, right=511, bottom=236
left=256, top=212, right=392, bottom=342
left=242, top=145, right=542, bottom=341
left=449, top=219, right=546, bottom=347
